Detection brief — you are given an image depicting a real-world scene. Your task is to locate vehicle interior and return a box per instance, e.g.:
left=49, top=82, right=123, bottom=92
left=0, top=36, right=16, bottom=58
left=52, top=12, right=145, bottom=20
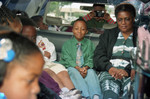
left=1, top=0, right=150, bottom=98
left=2, top=0, right=150, bottom=60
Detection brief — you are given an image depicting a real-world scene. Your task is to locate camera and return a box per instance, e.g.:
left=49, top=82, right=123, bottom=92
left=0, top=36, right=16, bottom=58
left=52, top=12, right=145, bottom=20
left=94, top=10, right=105, bottom=17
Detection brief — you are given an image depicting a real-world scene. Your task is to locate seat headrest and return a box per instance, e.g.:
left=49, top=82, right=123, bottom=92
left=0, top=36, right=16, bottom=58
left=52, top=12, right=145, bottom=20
left=46, top=16, right=62, bottom=26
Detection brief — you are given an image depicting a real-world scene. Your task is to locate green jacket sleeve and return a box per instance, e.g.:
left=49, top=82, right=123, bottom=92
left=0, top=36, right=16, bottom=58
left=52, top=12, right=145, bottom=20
left=60, top=43, right=77, bottom=68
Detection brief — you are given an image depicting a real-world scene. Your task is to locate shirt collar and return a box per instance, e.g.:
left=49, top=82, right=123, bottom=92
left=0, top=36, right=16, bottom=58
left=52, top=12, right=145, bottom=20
left=119, top=32, right=133, bottom=37
left=72, top=37, right=85, bottom=45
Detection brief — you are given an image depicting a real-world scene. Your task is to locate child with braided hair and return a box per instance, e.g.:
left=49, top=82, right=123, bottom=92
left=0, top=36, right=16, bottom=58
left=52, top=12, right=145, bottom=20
left=0, top=3, right=22, bottom=33
left=0, top=32, right=44, bottom=99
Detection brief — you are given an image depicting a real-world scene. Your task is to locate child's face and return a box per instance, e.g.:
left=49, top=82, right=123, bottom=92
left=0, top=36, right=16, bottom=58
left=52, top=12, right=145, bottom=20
left=39, top=18, right=48, bottom=30
left=0, top=53, right=44, bottom=99
left=72, top=21, right=88, bottom=41
left=22, top=26, right=37, bottom=43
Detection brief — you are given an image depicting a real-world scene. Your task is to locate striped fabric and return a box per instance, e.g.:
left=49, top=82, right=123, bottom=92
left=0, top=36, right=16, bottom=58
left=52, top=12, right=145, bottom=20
left=106, top=18, right=116, bottom=24
left=99, top=72, right=131, bottom=96
left=110, top=32, right=135, bottom=69
left=82, top=14, right=91, bottom=21
left=82, top=14, right=116, bottom=24
left=99, top=32, right=135, bottom=98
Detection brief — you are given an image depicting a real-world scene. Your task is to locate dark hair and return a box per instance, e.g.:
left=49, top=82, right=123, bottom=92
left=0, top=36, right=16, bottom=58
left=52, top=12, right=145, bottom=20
left=12, top=9, right=29, bottom=18
left=0, top=32, right=41, bottom=86
left=31, top=15, right=43, bottom=26
left=93, top=4, right=105, bottom=8
left=73, top=19, right=87, bottom=28
left=20, top=17, right=37, bottom=27
left=0, top=5, right=16, bottom=25
left=115, top=3, right=136, bottom=18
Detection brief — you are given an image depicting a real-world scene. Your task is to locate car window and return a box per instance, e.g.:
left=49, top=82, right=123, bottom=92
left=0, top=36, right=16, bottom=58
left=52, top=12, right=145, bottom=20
left=45, top=1, right=116, bottom=32
left=46, top=1, right=116, bottom=24
left=40, top=0, right=149, bottom=33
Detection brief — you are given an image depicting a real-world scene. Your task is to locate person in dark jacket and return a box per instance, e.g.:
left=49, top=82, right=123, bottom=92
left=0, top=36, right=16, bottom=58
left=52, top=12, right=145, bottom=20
left=94, top=3, right=137, bottom=99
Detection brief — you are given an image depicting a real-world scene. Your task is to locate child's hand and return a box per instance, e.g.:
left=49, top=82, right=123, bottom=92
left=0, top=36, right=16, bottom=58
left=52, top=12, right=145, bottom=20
left=75, top=66, right=87, bottom=78
left=44, top=51, right=51, bottom=59
left=103, top=13, right=111, bottom=21
left=80, top=67, right=88, bottom=78
left=80, top=72, right=87, bottom=78
left=75, top=66, right=80, bottom=71
left=80, top=67, right=87, bottom=74
left=88, top=11, right=95, bottom=19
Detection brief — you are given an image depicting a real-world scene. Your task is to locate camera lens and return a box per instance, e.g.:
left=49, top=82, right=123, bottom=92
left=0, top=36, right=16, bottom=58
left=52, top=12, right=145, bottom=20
left=95, top=11, right=104, bottom=17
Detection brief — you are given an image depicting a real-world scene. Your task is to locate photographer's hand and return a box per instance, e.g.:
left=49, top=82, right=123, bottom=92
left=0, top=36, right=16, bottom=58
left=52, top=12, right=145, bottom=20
left=103, top=13, right=116, bottom=24
left=88, top=11, right=95, bottom=19
left=82, top=11, right=94, bottom=21
left=104, top=13, right=111, bottom=21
